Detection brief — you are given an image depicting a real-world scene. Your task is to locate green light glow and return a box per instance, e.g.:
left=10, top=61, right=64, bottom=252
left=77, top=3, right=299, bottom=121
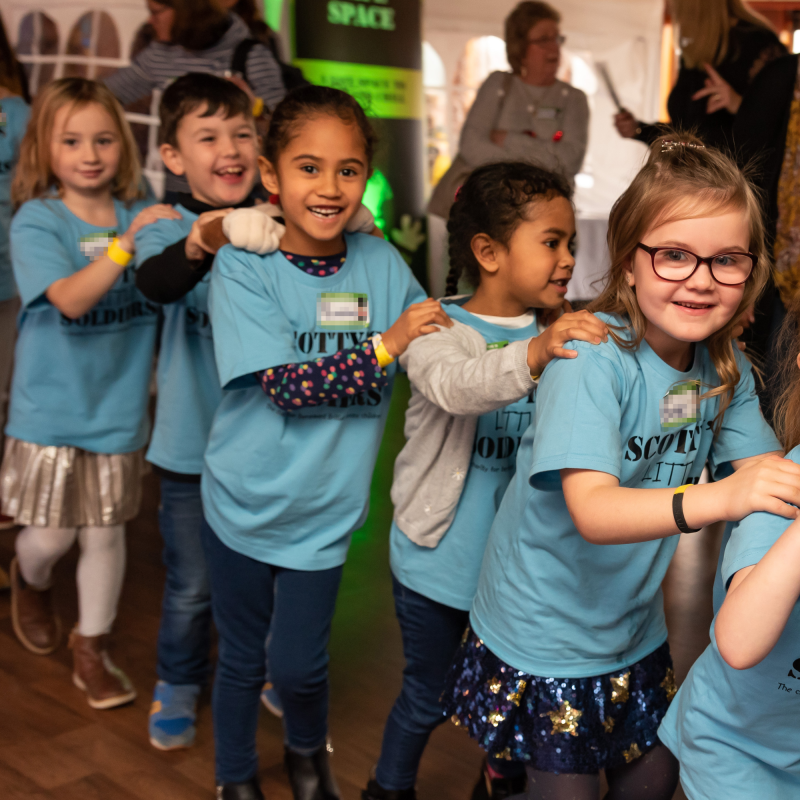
left=293, top=59, right=422, bottom=120
left=264, top=0, right=283, bottom=31
left=362, top=169, right=394, bottom=235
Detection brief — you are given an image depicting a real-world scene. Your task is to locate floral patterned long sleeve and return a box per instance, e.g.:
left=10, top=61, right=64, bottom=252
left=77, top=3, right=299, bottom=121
left=257, top=340, right=388, bottom=409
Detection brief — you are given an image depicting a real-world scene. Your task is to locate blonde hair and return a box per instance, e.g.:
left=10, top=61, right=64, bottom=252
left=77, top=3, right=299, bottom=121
left=672, top=0, right=775, bottom=69
left=11, top=78, right=143, bottom=209
left=505, top=1, right=561, bottom=74
left=588, top=133, right=769, bottom=430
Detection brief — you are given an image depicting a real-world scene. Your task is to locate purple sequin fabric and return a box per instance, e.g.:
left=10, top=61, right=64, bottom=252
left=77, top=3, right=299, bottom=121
left=442, top=628, right=675, bottom=775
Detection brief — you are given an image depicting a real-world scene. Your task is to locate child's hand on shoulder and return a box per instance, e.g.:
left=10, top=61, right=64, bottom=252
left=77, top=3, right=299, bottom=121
left=186, top=208, right=235, bottom=261
left=527, top=309, right=609, bottom=377
left=382, top=298, right=453, bottom=357
left=119, top=204, right=181, bottom=253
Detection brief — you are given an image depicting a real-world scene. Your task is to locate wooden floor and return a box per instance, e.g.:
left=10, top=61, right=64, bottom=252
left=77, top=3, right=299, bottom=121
left=0, top=377, right=717, bottom=799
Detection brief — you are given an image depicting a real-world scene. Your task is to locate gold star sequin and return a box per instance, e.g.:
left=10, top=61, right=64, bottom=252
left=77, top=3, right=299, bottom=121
left=498, top=747, right=512, bottom=761
left=610, top=672, right=630, bottom=704
left=488, top=710, right=506, bottom=727
left=450, top=714, right=461, bottom=727
left=661, top=667, right=677, bottom=701
left=602, top=717, right=615, bottom=734
left=488, top=677, right=502, bottom=694
left=547, top=702, right=583, bottom=737
left=622, top=743, right=642, bottom=763
left=506, top=679, right=527, bottom=707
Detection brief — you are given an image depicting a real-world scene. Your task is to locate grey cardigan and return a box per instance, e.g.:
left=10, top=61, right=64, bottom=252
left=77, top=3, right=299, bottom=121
left=392, top=318, right=537, bottom=548
left=459, top=71, right=589, bottom=182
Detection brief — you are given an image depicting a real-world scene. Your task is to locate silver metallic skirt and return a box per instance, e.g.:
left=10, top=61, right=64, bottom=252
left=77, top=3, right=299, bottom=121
left=0, top=437, right=146, bottom=528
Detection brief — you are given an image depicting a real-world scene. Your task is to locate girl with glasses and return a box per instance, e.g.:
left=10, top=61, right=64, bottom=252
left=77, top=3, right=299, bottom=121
left=442, top=134, right=799, bottom=800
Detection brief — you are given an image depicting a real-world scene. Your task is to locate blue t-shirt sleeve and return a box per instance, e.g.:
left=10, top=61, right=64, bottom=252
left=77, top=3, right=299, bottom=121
left=529, top=341, right=624, bottom=489
left=721, top=448, right=800, bottom=588
left=708, top=352, right=780, bottom=477
left=10, top=201, right=77, bottom=309
left=209, top=245, right=299, bottom=389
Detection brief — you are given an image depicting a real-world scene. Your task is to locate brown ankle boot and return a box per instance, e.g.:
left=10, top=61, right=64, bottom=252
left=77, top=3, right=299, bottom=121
left=70, top=629, right=137, bottom=709
left=10, top=557, right=62, bottom=654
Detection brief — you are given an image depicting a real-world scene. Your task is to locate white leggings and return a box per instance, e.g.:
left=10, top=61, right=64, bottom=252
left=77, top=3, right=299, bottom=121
left=15, top=524, right=126, bottom=637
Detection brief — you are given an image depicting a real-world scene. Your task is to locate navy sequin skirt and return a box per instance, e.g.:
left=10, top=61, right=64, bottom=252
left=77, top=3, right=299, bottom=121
left=442, top=628, right=676, bottom=775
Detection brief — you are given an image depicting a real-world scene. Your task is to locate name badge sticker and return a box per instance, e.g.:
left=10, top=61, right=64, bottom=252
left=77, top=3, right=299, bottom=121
left=536, top=107, right=558, bottom=120
left=660, top=381, right=699, bottom=429
left=318, top=292, right=370, bottom=329
left=487, top=340, right=509, bottom=350
left=79, top=230, right=116, bottom=261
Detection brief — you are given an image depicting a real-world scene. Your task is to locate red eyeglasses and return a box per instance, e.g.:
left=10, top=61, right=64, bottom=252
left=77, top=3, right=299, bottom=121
left=637, top=243, right=754, bottom=286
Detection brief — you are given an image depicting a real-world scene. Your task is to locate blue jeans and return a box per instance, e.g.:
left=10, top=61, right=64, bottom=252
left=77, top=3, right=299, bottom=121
left=375, top=576, right=471, bottom=791
left=156, top=477, right=212, bottom=686
left=200, top=518, right=343, bottom=784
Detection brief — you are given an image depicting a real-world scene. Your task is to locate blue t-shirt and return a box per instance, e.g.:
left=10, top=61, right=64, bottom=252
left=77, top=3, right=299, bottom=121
left=202, top=232, right=426, bottom=570
left=659, top=447, right=800, bottom=799
left=0, top=96, right=30, bottom=302
left=7, top=197, right=158, bottom=453
left=391, top=302, right=539, bottom=611
left=135, top=205, right=221, bottom=474
left=470, top=313, right=779, bottom=678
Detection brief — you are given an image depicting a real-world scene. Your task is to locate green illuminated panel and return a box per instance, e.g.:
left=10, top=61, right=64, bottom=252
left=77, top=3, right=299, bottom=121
left=264, top=0, right=284, bottom=31
left=293, top=58, right=422, bottom=120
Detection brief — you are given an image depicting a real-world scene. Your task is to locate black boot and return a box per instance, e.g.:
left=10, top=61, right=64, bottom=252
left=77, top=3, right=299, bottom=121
left=470, top=759, right=527, bottom=800
left=285, top=744, right=341, bottom=800
left=216, top=777, right=265, bottom=800
left=361, top=777, right=417, bottom=800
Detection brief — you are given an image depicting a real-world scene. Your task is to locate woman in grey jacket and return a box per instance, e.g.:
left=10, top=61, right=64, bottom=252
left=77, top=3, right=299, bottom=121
left=458, top=2, right=589, bottom=186
left=362, top=163, right=607, bottom=800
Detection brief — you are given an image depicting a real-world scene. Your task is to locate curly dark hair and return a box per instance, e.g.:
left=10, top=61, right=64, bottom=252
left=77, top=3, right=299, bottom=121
left=264, top=85, right=377, bottom=166
left=444, top=162, right=573, bottom=296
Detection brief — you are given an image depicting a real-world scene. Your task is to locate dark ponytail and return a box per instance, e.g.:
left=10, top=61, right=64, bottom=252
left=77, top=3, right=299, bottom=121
left=444, top=162, right=572, bottom=295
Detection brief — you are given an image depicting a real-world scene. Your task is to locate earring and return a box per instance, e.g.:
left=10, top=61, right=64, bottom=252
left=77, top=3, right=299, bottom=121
left=520, top=66, right=528, bottom=78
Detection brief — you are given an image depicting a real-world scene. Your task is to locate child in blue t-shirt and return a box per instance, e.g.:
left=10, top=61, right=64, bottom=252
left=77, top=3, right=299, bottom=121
left=658, top=305, right=800, bottom=799
left=0, top=81, right=30, bottom=536
left=133, top=72, right=264, bottom=752
left=1, top=78, right=177, bottom=710
left=201, top=86, right=450, bottom=800
left=442, top=135, right=798, bottom=800
left=364, top=162, right=608, bottom=800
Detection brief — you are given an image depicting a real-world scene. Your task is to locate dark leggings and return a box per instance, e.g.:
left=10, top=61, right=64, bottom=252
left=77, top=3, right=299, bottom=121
left=526, top=743, right=679, bottom=800
left=201, top=519, right=343, bottom=784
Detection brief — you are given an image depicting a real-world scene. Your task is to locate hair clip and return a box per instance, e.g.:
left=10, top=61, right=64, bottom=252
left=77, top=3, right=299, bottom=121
left=661, top=140, right=706, bottom=153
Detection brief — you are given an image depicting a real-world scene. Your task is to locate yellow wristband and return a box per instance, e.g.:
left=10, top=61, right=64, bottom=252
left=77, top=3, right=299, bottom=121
left=252, top=97, right=265, bottom=117
left=107, top=238, right=133, bottom=267
left=372, top=334, right=395, bottom=368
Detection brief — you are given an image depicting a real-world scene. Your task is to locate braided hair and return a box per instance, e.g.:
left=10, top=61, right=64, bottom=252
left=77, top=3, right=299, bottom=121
left=445, top=162, right=572, bottom=296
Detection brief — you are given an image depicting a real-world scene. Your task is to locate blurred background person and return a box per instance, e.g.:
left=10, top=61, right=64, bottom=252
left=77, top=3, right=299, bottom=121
left=614, top=0, right=784, bottom=150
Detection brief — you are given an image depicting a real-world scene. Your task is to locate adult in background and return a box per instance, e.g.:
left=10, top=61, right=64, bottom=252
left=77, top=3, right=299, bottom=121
left=615, top=0, right=784, bottom=150
left=105, top=0, right=284, bottom=112
left=428, top=1, right=589, bottom=222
